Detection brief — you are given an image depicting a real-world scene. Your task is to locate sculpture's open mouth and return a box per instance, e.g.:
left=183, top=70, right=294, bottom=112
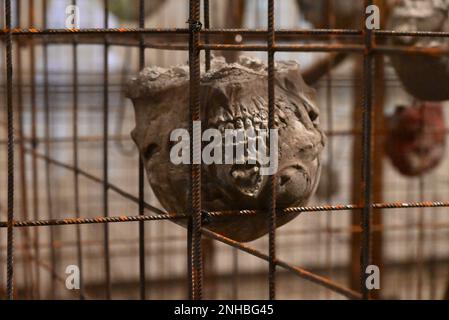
left=230, top=163, right=263, bottom=197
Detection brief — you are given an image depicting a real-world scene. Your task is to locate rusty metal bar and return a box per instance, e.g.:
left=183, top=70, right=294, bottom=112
left=4, top=214, right=449, bottom=236
left=188, top=0, right=203, bottom=301
left=2, top=209, right=449, bottom=229
left=204, top=0, right=211, bottom=71
left=360, top=0, right=374, bottom=300
left=4, top=30, right=449, bottom=56
left=4, top=27, right=449, bottom=38
left=138, top=0, right=146, bottom=300
left=4, top=0, right=14, bottom=300
left=27, top=0, right=44, bottom=300
left=267, top=0, right=277, bottom=300
left=25, top=0, right=41, bottom=299
left=103, top=0, right=112, bottom=300
left=15, top=0, right=35, bottom=300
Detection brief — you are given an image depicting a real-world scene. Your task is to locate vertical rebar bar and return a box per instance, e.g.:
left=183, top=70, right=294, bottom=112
left=361, top=0, right=374, bottom=300
left=70, top=0, right=84, bottom=300
left=204, top=0, right=211, bottom=71
left=188, top=0, right=203, bottom=300
left=41, top=0, right=56, bottom=301
left=5, top=0, right=15, bottom=301
left=103, top=0, right=112, bottom=299
left=15, top=0, right=35, bottom=300
left=267, top=0, right=277, bottom=300
left=138, top=0, right=146, bottom=300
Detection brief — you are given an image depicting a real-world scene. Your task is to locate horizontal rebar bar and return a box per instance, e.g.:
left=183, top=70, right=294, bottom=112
left=2, top=28, right=449, bottom=56
left=2, top=27, right=449, bottom=38
left=1, top=200, right=449, bottom=228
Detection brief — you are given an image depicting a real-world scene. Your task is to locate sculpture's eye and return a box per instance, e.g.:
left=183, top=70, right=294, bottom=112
left=143, top=143, right=160, bottom=160
left=308, top=109, right=318, bottom=122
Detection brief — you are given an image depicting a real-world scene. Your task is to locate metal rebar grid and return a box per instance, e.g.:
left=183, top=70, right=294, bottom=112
left=1, top=0, right=449, bottom=300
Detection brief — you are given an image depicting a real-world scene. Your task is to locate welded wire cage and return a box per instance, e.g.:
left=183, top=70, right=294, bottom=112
left=1, top=0, right=449, bottom=300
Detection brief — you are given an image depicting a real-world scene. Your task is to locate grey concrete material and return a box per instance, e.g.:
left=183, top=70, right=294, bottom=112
left=126, top=56, right=325, bottom=242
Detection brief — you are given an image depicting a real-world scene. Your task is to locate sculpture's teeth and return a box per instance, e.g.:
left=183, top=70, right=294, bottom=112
left=232, top=103, right=243, bottom=119
left=252, top=115, right=261, bottom=129
left=217, top=108, right=233, bottom=123
left=259, top=109, right=268, bottom=121
left=225, top=122, right=235, bottom=130
left=244, top=118, right=253, bottom=129
left=216, top=115, right=225, bottom=123
left=239, top=103, right=251, bottom=119
left=235, top=118, right=244, bottom=129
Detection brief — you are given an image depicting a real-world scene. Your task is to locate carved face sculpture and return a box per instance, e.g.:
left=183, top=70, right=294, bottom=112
left=385, top=103, right=446, bottom=176
left=388, top=0, right=449, bottom=101
left=126, top=57, right=325, bottom=242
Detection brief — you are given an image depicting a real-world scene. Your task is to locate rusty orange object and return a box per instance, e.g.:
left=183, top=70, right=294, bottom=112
left=385, top=103, right=446, bottom=176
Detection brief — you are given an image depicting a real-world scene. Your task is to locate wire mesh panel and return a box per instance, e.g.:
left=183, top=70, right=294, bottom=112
left=1, top=0, right=449, bottom=300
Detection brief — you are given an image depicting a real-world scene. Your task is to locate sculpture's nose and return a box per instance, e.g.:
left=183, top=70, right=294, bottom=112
left=276, top=165, right=310, bottom=206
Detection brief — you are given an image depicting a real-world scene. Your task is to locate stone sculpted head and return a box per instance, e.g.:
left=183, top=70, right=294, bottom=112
left=126, top=57, right=325, bottom=242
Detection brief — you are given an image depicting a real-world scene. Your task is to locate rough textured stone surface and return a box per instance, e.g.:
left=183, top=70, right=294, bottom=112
left=385, top=103, right=446, bottom=176
left=126, top=56, right=325, bottom=242
left=388, top=0, right=449, bottom=101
